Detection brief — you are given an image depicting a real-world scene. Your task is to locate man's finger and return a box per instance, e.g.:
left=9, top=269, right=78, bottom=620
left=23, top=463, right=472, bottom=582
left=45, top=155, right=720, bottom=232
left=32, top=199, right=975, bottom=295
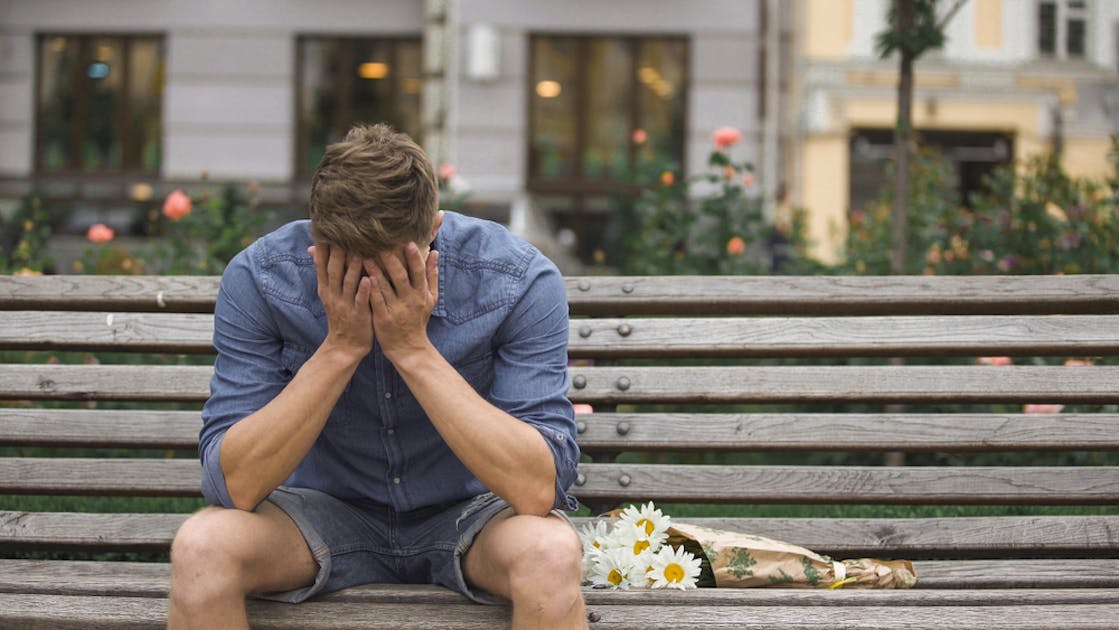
left=403, top=242, right=427, bottom=291
left=364, top=260, right=390, bottom=315
left=426, top=249, right=439, bottom=304
left=342, top=252, right=362, bottom=298
left=326, top=243, right=345, bottom=290
left=311, top=243, right=328, bottom=294
left=379, top=250, right=409, bottom=295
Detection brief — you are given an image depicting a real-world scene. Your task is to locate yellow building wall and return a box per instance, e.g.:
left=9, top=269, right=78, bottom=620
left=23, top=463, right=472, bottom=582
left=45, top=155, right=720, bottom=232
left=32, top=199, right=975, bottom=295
left=1062, top=137, right=1114, bottom=179
left=800, top=135, right=849, bottom=264
left=973, top=0, right=1003, bottom=49
left=796, top=98, right=1116, bottom=262
left=804, top=0, right=852, bottom=60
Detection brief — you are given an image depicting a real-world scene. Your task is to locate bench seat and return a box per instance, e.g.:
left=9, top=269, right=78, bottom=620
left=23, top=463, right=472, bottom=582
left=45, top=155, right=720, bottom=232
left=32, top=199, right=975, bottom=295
left=2, top=274, right=1118, bottom=628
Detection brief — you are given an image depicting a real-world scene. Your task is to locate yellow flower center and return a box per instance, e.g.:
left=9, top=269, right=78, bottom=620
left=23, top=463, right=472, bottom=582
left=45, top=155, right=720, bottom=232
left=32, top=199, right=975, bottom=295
left=608, top=569, right=624, bottom=585
left=664, top=563, right=685, bottom=583
left=633, top=539, right=650, bottom=555
left=638, top=518, right=655, bottom=535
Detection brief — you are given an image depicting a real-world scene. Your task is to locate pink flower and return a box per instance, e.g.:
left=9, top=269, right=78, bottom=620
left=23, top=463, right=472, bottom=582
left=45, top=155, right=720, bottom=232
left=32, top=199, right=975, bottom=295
left=726, top=236, right=746, bottom=256
left=439, top=162, right=457, bottom=180
left=977, top=356, right=1012, bottom=366
left=741, top=171, right=754, bottom=188
left=712, top=126, right=742, bottom=149
left=1063, top=358, right=1093, bottom=367
left=632, top=129, right=647, bottom=145
left=162, top=190, right=192, bottom=221
left=723, top=166, right=736, bottom=180
left=86, top=223, right=115, bottom=243
left=660, top=171, right=675, bottom=186
left=573, top=403, right=594, bottom=415
left=1023, top=404, right=1064, bottom=414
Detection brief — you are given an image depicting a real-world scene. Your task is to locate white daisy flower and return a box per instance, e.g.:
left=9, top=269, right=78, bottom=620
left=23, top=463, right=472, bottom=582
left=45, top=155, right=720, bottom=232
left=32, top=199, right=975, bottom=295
left=579, top=519, right=610, bottom=554
left=618, top=501, right=671, bottom=538
left=647, top=544, right=702, bottom=590
left=609, top=518, right=668, bottom=559
left=588, top=547, right=645, bottom=590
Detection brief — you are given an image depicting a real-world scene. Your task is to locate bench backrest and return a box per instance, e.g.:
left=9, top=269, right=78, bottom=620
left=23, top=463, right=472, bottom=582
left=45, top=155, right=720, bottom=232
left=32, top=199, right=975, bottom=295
left=2, top=274, right=1118, bottom=561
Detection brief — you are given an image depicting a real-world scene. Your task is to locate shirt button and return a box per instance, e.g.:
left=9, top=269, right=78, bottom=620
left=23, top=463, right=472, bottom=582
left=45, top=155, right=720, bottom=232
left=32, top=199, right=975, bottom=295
left=387, top=428, right=395, bottom=435
left=384, top=392, right=392, bottom=399
left=393, top=477, right=401, bottom=484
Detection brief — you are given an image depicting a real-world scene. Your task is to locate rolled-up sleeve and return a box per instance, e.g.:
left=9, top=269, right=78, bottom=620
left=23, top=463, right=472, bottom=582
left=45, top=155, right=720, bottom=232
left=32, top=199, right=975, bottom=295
left=199, top=251, right=288, bottom=508
left=489, top=259, right=580, bottom=511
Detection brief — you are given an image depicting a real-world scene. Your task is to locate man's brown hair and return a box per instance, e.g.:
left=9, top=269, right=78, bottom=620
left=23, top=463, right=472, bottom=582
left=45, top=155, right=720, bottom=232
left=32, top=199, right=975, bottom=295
left=308, top=123, right=438, bottom=257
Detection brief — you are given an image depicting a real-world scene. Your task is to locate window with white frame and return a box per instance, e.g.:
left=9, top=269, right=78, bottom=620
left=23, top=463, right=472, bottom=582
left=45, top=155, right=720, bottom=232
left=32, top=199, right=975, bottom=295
left=1038, top=0, right=1088, bottom=59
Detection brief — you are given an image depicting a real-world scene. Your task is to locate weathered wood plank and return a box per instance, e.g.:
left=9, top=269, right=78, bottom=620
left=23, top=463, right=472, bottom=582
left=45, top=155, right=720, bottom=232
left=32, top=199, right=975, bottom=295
left=0, top=512, right=189, bottom=552
left=6, top=559, right=1119, bottom=599
left=3, top=459, right=1115, bottom=505
left=576, top=412, right=1119, bottom=452
left=568, top=315, right=1119, bottom=358
left=0, top=312, right=215, bottom=353
left=0, top=459, right=201, bottom=496
left=573, top=463, right=1119, bottom=505
left=564, top=275, right=1119, bottom=316
left=4, top=512, right=1117, bottom=558
left=9, top=311, right=1119, bottom=358
left=0, top=364, right=212, bottom=401
left=1, top=593, right=1118, bottom=630
left=0, top=409, right=201, bottom=448
left=568, top=365, right=1119, bottom=404
left=0, top=275, right=221, bottom=313
left=8, top=409, right=1119, bottom=452
left=8, top=364, right=1119, bottom=404
left=6, top=275, right=1119, bottom=316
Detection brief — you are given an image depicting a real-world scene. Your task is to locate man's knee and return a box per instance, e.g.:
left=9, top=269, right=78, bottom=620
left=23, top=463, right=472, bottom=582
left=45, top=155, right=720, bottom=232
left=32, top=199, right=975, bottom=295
left=170, top=507, right=251, bottom=597
left=504, top=515, right=583, bottom=584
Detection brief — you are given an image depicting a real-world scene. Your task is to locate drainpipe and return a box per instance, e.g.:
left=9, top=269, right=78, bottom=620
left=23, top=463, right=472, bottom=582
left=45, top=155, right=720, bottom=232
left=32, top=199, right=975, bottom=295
left=761, top=0, right=781, bottom=221
left=423, top=0, right=451, bottom=168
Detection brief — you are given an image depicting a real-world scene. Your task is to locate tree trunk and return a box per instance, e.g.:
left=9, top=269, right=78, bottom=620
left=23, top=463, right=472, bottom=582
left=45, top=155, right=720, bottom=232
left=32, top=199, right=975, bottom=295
left=891, top=0, right=916, bottom=275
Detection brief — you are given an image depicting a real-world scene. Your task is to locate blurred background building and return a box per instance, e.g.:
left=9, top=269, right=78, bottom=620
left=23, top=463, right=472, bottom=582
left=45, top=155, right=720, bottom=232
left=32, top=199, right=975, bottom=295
left=792, top=0, right=1119, bottom=261
left=1, top=0, right=1116, bottom=270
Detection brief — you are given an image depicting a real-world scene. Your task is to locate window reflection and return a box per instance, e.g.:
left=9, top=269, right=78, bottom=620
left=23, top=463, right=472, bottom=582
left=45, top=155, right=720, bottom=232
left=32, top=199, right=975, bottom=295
left=528, top=34, right=687, bottom=191
left=297, top=36, right=422, bottom=177
left=36, top=34, right=164, bottom=174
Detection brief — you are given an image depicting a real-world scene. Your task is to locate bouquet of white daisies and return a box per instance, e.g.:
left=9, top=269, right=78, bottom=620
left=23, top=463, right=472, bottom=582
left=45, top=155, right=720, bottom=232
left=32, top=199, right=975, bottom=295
left=579, top=501, right=703, bottom=590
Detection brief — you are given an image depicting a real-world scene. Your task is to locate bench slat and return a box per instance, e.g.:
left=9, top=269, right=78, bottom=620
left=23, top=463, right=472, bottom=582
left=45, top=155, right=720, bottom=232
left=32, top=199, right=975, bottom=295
left=574, top=463, right=1119, bottom=505
left=569, top=365, right=1119, bottom=404
left=3, top=559, right=1119, bottom=599
left=569, top=315, right=1119, bottom=358
left=0, top=275, right=220, bottom=313
left=1, top=592, right=1117, bottom=630
left=0, top=312, right=215, bottom=353
left=7, top=364, right=1119, bottom=404
left=8, top=409, right=1119, bottom=452
left=577, top=412, right=1119, bottom=451
left=2, top=458, right=1116, bottom=505
left=4, top=512, right=1118, bottom=559
left=564, top=274, right=1119, bottom=316
left=6, top=275, right=1119, bottom=316
left=0, top=409, right=201, bottom=448
left=9, top=311, right=1119, bottom=358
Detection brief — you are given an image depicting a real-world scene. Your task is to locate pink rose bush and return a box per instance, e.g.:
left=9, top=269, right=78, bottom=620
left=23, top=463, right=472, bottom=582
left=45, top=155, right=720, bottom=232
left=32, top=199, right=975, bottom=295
left=162, top=190, right=192, bottom=221
left=86, top=224, right=115, bottom=243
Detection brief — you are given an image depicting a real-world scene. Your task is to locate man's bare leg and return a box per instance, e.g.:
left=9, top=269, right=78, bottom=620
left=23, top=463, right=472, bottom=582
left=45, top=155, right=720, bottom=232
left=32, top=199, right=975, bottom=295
left=167, top=502, right=318, bottom=629
left=463, top=511, right=588, bottom=630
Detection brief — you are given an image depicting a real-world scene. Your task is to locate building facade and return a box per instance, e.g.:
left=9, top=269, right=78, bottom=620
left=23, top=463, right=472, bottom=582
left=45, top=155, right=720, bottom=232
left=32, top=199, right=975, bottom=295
left=791, top=0, right=1119, bottom=261
left=0, top=0, right=774, bottom=271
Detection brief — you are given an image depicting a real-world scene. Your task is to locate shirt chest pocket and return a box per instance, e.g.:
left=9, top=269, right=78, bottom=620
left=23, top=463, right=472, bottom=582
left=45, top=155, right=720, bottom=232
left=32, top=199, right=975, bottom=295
left=279, top=342, right=356, bottom=427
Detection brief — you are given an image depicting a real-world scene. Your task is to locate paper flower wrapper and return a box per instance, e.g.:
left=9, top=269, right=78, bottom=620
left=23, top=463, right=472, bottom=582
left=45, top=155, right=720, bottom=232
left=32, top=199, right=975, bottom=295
left=666, top=522, right=917, bottom=589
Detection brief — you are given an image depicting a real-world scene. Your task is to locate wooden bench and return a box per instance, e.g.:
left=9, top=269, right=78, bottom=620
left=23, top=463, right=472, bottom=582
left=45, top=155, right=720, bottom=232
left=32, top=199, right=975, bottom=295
left=2, top=273, right=1119, bottom=629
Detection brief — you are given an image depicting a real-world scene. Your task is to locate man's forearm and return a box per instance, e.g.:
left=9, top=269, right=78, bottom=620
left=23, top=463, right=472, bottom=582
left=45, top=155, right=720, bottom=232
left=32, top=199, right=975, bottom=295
left=219, top=345, right=362, bottom=510
left=393, top=344, right=559, bottom=516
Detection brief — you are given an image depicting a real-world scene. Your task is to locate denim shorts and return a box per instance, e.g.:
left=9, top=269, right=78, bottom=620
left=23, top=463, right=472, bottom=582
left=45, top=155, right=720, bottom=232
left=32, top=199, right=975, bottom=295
left=256, top=486, right=513, bottom=605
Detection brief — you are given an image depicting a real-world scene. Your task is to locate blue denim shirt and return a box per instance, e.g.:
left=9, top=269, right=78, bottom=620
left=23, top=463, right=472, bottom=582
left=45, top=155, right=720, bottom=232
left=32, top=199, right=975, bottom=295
left=199, top=211, right=579, bottom=512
